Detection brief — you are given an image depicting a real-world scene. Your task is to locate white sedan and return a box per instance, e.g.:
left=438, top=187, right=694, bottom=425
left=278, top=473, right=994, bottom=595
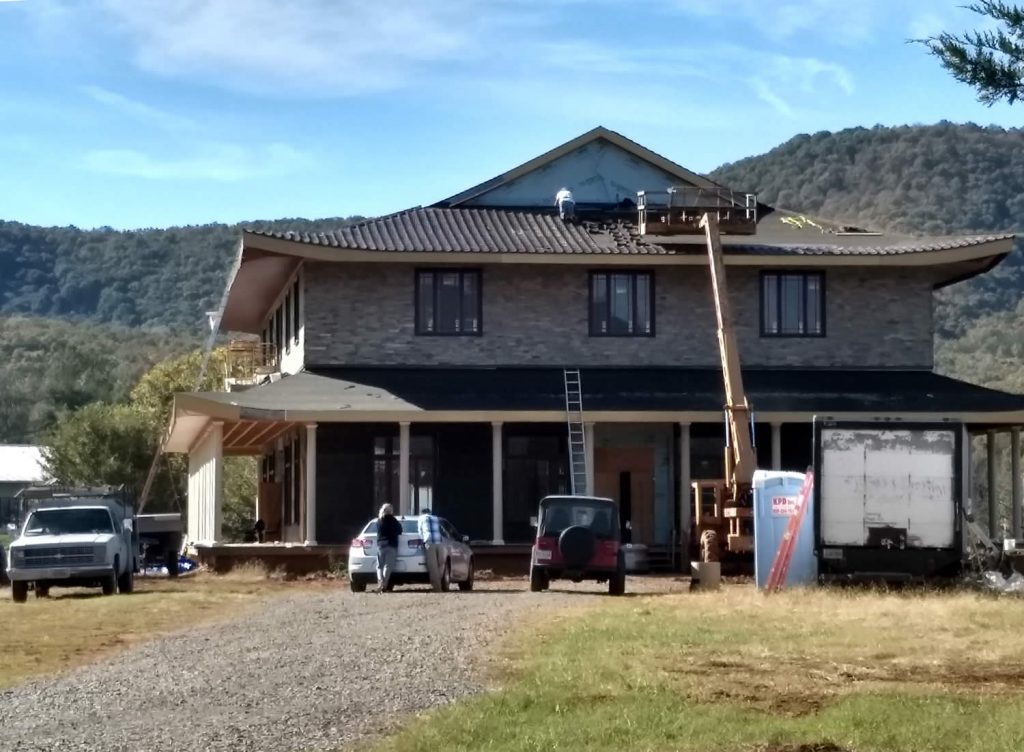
left=347, top=515, right=475, bottom=592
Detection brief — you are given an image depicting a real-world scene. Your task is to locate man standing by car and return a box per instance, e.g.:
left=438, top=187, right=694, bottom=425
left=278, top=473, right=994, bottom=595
left=418, top=508, right=444, bottom=591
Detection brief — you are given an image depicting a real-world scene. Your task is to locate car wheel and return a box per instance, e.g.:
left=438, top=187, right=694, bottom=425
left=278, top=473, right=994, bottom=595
left=440, top=560, right=451, bottom=592
left=349, top=576, right=367, bottom=593
left=609, top=563, right=626, bottom=596
left=35, top=584, right=50, bottom=599
left=101, top=563, right=117, bottom=596
left=166, top=550, right=179, bottom=578
left=458, top=560, right=474, bottom=592
left=118, top=564, right=134, bottom=594
left=529, top=564, right=548, bottom=592
left=12, top=581, right=28, bottom=603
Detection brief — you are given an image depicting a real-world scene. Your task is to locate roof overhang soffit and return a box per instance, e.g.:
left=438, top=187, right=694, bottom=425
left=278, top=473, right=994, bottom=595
left=220, top=249, right=302, bottom=333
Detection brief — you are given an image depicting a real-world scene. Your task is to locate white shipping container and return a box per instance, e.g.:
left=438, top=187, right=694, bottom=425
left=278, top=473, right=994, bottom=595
left=819, top=427, right=958, bottom=549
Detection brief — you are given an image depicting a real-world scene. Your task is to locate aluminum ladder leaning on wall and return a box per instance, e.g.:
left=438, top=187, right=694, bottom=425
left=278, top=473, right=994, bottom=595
left=563, top=368, right=588, bottom=496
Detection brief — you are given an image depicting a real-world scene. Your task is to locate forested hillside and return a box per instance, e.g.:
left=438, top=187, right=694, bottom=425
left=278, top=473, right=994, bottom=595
left=0, top=316, right=196, bottom=442
left=0, top=217, right=358, bottom=330
left=709, top=122, right=1024, bottom=338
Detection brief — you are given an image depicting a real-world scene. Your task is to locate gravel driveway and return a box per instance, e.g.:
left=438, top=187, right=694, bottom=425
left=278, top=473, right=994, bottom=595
left=0, top=578, right=676, bottom=752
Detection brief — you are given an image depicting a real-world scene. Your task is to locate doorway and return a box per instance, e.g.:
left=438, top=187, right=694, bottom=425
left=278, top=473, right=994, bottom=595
left=595, top=447, right=654, bottom=543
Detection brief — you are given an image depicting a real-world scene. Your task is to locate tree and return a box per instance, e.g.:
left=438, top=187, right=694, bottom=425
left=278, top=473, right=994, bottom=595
left=129, top=347, right=227, bottom=421
left=43, top=402, right=157, bottom=496
left=42, top=346, right=258, bottom=541
left=920, top=1, right=1024, bottom=105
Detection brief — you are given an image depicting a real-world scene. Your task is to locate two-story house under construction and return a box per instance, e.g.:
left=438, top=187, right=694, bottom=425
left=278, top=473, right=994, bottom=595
left=164, top=126, right=1024, bottom=569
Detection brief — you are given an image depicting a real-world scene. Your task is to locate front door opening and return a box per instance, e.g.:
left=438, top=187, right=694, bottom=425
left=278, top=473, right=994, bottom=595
left=619, top=470, right=632, bottom=542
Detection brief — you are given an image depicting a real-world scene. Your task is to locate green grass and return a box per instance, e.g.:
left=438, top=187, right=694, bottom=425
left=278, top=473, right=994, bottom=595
left=375, top=587, right=1024, bottom=752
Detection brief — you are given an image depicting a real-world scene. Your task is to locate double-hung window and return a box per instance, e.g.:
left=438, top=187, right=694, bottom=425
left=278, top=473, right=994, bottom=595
left=589, top=271, right=654, bottom=337
left=761, top=271, right=825, bottom=336
left=415, top=269, right=481, bottom=335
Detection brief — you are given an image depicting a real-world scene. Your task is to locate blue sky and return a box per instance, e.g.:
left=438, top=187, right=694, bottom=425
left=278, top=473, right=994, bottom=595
left=0, top=0, right=1020, bottom=230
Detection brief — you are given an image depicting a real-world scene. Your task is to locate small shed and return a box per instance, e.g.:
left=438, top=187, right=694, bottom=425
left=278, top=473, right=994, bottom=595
left=0, top=445, right=49, bottom=524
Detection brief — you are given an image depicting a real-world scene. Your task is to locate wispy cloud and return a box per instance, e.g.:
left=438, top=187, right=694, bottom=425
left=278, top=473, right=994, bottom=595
left=81, top=142, right=312, bottom=181
left=908, top=12, right=947, bottom=40
left=520, top=41, right=853, bottom=120
left=749, top=78, right=795, bottom=118
left=80, top=85, right=197, bottom=131
left=76, top=0, right=529, bottom=96
left=667, top=0, right=887, bottom=46
left=907, top=3, right=1004, bottom=41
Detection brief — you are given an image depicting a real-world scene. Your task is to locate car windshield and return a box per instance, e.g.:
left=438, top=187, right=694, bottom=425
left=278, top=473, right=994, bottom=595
left=362, top=519, right=420, bottom=535
left=24, top=508, right=115, bottom=536
left=539, top=500, right=616, bottom=540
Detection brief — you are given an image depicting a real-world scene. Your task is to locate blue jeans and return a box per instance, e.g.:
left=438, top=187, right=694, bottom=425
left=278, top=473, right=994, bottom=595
left=376, top=544, right=397, bottom=590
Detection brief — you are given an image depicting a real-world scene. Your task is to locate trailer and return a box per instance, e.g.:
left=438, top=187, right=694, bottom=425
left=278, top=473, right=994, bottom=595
left=812, top=419, right=966, bottom=583
left=136, top=513, right=185, bottom=577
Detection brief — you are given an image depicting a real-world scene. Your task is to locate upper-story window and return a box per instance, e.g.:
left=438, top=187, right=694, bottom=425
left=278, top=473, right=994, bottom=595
left=291, top=277, right=301, bottom=345
left=284, top=290, right=292, bottom=346
left=589, top=271, right=654, bottom=337
left=761, top=271, right=824, bottom=337
left=416, top=269, right=481, bottom=335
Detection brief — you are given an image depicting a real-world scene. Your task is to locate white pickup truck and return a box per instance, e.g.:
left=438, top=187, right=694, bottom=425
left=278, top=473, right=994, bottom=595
left=6, top=496, right=138, bottom=602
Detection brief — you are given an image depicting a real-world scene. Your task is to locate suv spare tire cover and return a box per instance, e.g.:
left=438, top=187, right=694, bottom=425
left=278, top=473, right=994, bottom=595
left=559, top=526, right=595, bottom=569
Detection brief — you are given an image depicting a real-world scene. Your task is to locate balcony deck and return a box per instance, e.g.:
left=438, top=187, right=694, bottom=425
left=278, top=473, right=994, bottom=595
left=637, top=187, right=758, bottom=236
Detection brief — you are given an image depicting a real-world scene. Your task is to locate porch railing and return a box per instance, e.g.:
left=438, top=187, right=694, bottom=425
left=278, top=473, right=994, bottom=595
left=637, top=187, right=757, bottom=236
left=224, top=340, right=279, bottom=389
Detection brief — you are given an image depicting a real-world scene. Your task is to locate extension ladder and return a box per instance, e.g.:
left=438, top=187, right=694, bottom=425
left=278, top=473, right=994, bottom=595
left=563, top=368, right=588, bottom=496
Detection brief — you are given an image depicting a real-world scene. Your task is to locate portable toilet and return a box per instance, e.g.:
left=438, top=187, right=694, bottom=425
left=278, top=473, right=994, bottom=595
left=753, top=469, right=815, bottom=589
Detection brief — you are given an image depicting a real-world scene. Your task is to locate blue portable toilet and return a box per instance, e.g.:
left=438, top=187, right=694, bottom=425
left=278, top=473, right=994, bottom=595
left=753, top=469, right=816, bottom=590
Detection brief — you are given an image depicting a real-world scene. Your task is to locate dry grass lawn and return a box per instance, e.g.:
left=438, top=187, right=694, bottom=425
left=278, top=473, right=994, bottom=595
left=378, top=583, right=1024, bottom=752
left=0, top=565, right=312, bottom=689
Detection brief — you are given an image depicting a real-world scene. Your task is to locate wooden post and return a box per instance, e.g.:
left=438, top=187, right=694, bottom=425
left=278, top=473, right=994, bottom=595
left=771, top=422, right=782, bottom=471
left=304, top=423, right=317, bottom=545
left=988, top=430, right=998, bottom=537
left=1012, top=427, right=1022, bottom=540
left=492, top=422, right=504, bottom=543
left=399, top=422, right=411, bottom=515
left=584, top=422, right=595, bottom=496
left=679, top=422, right=692, bottom=553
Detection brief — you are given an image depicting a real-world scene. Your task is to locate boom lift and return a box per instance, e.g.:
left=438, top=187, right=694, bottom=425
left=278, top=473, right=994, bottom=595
left=691, top=213, right=757, bottom=563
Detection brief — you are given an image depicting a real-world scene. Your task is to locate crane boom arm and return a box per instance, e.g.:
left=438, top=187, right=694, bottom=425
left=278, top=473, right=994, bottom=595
left=700, top=213, right=756, bottom=495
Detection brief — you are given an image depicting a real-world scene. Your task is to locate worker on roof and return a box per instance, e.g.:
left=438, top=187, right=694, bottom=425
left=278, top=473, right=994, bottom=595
left=555, top=187, right=575, bottom=221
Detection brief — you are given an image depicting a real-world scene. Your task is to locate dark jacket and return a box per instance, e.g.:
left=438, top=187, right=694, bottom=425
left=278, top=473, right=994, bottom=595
left=378, top=514, right=402, bottom=548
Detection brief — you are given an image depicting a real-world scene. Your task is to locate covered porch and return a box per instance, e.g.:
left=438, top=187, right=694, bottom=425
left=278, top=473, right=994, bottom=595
left=164, top=366, right=1024, bottom=572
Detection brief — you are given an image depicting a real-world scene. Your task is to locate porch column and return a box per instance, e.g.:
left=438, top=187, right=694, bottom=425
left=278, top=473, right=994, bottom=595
left=1013, top=428, right=1022, bottom=539
left=304, top=423, right=317, bottom=545
left=678, top=422, right=691, bottom=550
left=771, top=422, right=782, bottom=471
left=399, top=422, right=411, bottom=515
left=187, top=420, right=223, bottom=545
left=584, top=421, right=595, bottom=496
left=988, top=430, right=998, bottom=536
left=492, top=422, right=504, bottom=543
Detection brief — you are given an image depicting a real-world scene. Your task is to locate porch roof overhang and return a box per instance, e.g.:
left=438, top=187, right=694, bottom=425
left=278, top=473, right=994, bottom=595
left=164, top=367, right=1024, bottom=453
